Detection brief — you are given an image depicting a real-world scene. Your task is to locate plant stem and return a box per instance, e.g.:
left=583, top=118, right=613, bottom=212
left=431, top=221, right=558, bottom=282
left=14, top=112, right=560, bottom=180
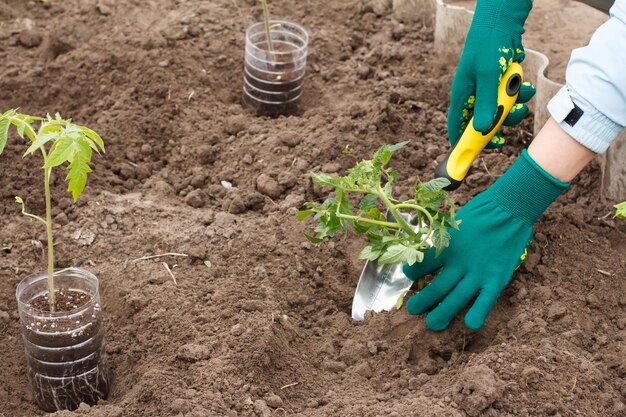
left=377, top=187, right=416, bottom=237
left=336, top=212, right=404, bottom=229
left=43, top=164, right=55, bottom=311
left=259, top=0, right=273, bottom=52
left=392, top=203, right=434, bottom=226
left=17, top=205, right=47, bottom=225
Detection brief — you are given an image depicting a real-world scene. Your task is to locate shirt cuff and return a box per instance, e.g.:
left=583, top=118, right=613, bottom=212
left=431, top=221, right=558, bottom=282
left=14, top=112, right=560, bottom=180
left=547, top=86, right=623, bottom=154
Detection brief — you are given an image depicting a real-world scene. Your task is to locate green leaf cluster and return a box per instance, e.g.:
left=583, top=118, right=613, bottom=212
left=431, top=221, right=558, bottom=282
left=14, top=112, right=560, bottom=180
left=615, top=201, right=626, bottom=219
left=297, top=142, right=458, bottom=266
left=0, top=110, right=105, bottom=201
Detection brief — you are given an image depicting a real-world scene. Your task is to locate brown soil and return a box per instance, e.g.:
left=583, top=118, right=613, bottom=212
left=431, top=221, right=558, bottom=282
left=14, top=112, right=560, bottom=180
left=0, top=1, right=624, bottom=417
left=31, top=290, right=90, bottom=313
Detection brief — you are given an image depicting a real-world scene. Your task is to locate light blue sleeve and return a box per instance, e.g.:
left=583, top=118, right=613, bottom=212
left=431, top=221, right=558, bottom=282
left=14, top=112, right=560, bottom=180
left=547, top=0, right=626, bottom=153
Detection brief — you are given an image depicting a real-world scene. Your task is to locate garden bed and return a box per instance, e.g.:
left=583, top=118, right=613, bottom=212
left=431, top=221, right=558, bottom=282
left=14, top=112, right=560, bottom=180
left=0, top=0, right=624, bottom=416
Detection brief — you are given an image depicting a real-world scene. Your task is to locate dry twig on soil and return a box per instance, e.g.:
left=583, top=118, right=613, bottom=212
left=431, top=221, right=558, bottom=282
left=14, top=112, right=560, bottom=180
left=163, top=262, right=177, bottom=285
left=130, top=253, right=189, bottom=263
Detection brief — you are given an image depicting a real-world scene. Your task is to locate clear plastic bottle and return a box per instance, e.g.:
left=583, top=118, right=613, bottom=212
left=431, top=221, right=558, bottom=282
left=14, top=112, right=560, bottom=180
left=243, top=20, right=309, bottom=116
left=16, top=268, right=110, bottom=412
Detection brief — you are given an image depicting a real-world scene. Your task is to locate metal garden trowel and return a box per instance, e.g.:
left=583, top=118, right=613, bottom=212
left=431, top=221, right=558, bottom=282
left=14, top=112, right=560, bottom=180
left=351, top=210, right=428, bottom=321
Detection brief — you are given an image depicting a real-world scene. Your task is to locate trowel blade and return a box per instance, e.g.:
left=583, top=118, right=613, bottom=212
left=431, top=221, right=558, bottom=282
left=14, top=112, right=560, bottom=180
left=351, top=211, right=427, bottom=321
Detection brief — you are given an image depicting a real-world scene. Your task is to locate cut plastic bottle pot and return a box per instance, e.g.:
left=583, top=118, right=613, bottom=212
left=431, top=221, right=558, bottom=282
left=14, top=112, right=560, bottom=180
left=16, top=268, right=110, bottom=412
left=243, top=20, right=309, bottom=116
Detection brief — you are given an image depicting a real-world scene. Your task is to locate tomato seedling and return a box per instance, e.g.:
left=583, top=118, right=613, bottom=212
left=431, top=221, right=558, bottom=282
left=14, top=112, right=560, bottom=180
left=259, top=0, right=273, bottom=52
left=297, top=142, right=458, bottom=266
left=0, top=110, right=104, bottom=311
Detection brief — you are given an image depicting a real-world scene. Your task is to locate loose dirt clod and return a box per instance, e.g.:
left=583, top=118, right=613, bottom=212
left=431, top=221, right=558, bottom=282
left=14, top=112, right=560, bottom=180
left=223, top=115, right=248, bottom=136
left=264, top=393, right=283, bottom=408
left=185, top=189, right=208, bottom=208
left=176, top=344, right=212, bottom=363
left=452, top=365, right=503, bottom=417
left=256, top=173, right=283, bottom=198
left=339, top=339, right=369, bottom=365
left=253, top=399, right=271, bottom=417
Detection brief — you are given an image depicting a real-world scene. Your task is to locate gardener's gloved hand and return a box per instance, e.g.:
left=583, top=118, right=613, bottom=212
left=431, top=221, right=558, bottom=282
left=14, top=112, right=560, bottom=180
left=449, top=0, right=535, bottom=148
left=403, top=150, right=569, bottom=331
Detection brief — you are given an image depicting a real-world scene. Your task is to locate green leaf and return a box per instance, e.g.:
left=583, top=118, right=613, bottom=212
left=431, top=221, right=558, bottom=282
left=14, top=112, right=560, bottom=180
left=373, top=141, right=409, bottom=168
left=416, top=180, right=446, bottom=211
left=0, top=116, right=9, bottom=155
left=364, top=207, right=384, bottom=221
left=447, top=215, right=461, bottom=230
left=17, top=120, right=26, bottom=138
left=304, top=233, right=323, bottom=244
left=295, top=210, right=315, bottom=221
left=386, top=168, right=400, bottom=183
left=11, top=114, right=39, bottom=141
left=432, top=226, right=451, bottom=257
left=378, top=244, right=423, bottom=265
left=45, top=135, right=94, bottom=201
left=23, top=131, right=59, bottom=156
left=335, top=188, right=354, bottom=217
left=78, top=126, right=105, bottom=153
left=359, top=194, right=378, bottom=212
left=381, top=181, right=393, bottom=198
left=358, top=245, right=382, bottom=261
left=203, top=260, right=212, bottom=268
left=395, top=290, right=409, bottom=310
left=15, top=196, right=23, bottom=204
left=310, top=172, right=337, bottom=187
left=45, top=135, right=90, bottom=168
left=38, top=122, right=64, bottom=140
left=422, top=177, right=451, bottom=193
left=615, top=201, right=626, bottom=219
left=352, top=221, right=371, bottom=234
left=313, top=200, right=346, bottom=238
left=410, top=249, right=424, bottom=265
left=385, top=141, right=409, bottom=152
left=65, top=150, right=92, bottom=202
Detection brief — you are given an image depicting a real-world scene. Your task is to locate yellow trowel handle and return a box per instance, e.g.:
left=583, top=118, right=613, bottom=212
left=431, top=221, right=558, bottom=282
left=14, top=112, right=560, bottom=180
left=435, top=63, right=524, bottom=191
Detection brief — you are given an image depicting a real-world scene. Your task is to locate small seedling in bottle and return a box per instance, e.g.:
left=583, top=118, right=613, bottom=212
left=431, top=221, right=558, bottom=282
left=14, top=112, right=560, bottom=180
left=259, top=0, right=273, bottom=52
left=297, top=142, right=458, bottom=266
left=0, top=110, right=104, bottom=311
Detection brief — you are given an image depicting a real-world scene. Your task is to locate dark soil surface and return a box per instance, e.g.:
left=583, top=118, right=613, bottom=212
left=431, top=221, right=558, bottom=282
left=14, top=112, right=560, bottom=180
left=31, top=290, right=90, bottom=313
left=0, top=1, right=624, bottom=416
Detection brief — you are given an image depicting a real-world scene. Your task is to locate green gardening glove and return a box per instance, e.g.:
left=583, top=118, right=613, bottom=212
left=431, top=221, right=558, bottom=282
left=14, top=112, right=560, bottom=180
left=449, top=0, right=536, bottom=148
left=403, top=150, right=569, bottom=331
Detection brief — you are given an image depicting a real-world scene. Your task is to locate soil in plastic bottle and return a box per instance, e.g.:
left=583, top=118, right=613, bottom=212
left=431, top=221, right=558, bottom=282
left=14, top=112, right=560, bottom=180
left=24, top=290, right=110, bottom=412
left=244, top=41, right=305, bottom=116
